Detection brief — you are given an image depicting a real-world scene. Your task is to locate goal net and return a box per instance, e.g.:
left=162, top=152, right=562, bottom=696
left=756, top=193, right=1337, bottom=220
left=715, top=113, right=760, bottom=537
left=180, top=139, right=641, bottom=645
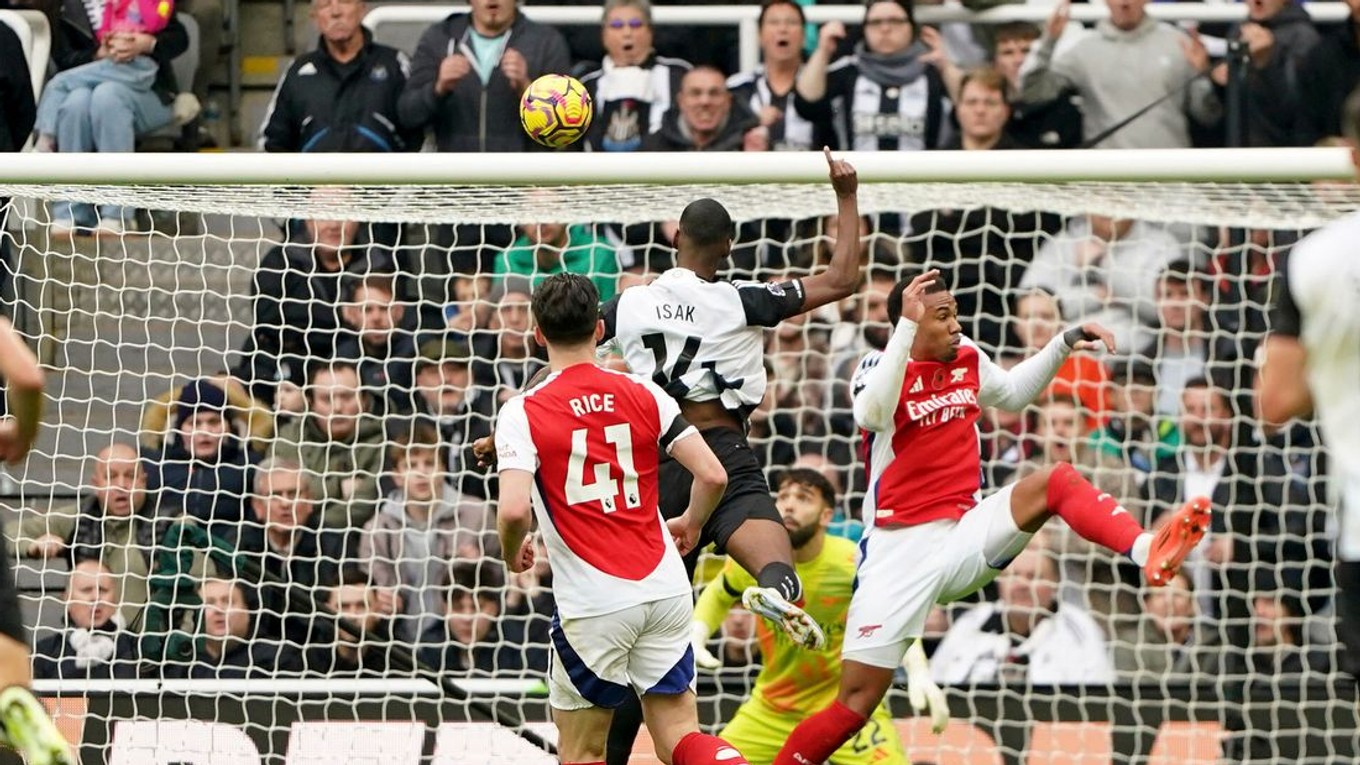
left=0, top=149, right=1356, bottom=765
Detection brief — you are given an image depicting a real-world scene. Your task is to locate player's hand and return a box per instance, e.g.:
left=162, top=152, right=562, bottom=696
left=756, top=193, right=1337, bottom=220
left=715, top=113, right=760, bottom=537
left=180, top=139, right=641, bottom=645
left=1045, top=0, right=1071, bottom=41
left=691, top=621, right=722, bottom=671
left=507, top=534, right=536, bottom=574
left=1061, top=323, right=1116, bottom=354
left=436, top=54, right=472, bottom=96
left=824, top=147, right=857, bottom=198
left=0, top=420, right=24, bottom=463
left=904, top=640, right=949, bottom=734
left=666, top=513, right=703, bottom=557
left=28, top=533, right=65, bottom=559
left=500, top=48, right=529, bottom=92
left=473, top=432, right=496, bottom=469
left=899, top=268, right=941, bottom=324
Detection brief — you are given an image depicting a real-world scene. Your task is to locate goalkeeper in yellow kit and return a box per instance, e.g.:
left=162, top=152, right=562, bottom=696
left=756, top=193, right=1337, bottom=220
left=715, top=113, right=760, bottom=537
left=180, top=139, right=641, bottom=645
left=691, top=468, right=948, bottom=765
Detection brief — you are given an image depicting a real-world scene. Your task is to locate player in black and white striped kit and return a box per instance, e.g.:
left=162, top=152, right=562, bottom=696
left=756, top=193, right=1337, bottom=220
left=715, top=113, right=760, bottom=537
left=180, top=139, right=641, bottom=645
left=1256, top=90, right=1360, bottom=680
left=599, top=148, right=859, bottom=650
left=594, top=148, right=860, bottom=765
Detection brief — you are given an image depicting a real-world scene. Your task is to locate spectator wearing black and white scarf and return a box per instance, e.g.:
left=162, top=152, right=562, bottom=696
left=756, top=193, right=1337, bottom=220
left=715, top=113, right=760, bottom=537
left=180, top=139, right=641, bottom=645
left=33, top=560, right=141, bottom=680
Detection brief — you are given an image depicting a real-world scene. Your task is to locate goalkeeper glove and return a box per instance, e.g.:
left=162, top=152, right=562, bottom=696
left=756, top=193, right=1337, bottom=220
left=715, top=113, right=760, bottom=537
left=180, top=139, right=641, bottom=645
left=692, top=621, right=722, bottom=671
left=903, top=640, right=949, bottom=734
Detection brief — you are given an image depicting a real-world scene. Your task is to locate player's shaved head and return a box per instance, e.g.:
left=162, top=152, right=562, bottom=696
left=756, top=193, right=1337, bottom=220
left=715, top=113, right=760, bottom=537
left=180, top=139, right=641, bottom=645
left=532, top=273, right=600, bottom=345
left=677, top=198, right=734, bottom=261
left=887, top=272, right=949, bottom=325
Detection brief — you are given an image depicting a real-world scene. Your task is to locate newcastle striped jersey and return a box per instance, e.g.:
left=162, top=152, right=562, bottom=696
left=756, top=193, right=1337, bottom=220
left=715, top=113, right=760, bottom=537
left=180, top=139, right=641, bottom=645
left=600, top=268, right=806, bottom=416
left=800, top=55, right=951, bottom=151
left=728, top=66, right=828, bottom=152
left=580, top=54, right=691, bottom=152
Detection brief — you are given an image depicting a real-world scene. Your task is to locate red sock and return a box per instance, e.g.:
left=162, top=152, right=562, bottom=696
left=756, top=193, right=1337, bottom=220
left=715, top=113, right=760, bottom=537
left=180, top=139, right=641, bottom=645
left=672, top=732, right=748, bottom=765
left=773, top=701, right=867, bottom=765
left=1045, top=462, right=1144, bottom=555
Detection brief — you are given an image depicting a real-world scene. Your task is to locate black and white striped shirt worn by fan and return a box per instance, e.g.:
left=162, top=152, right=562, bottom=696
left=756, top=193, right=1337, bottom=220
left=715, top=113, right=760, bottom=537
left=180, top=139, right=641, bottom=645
left=600, top=269, right=806, bottom=417
left=803, top=52, right=952, bottom=151
left=728, top=67, right=830, bottom=152
left=579, top=54, right=690, bottom=152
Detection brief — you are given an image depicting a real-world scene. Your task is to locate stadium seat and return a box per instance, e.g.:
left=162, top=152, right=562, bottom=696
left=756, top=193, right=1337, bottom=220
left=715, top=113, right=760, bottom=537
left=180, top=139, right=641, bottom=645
left=13, top=557, right=70, bottom=647
left=140, top=14, right=202, bottom=149
left=895, top=718, right=1005, bottom=765
left=1025, top=722, right=1113, bottom=765
left=1146, top=721, right=1225, bottom=765
left=0, top=9, right=50, bottom=125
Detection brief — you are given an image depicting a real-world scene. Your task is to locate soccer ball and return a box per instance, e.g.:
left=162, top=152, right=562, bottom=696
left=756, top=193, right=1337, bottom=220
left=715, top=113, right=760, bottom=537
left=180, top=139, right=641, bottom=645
left=520, top=74, right=593, bottom=149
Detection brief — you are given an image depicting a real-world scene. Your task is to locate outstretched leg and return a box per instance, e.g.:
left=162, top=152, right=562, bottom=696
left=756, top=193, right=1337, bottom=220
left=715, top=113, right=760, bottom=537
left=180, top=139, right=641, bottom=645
left=723, top=516, right=825, bottom=649
left=1009, top=462, right=1210, bottom=586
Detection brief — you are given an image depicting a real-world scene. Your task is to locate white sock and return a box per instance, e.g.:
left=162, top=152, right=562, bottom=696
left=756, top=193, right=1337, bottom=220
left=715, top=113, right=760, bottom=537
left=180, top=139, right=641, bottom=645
left=1128, top=533, right=1153, bottom=567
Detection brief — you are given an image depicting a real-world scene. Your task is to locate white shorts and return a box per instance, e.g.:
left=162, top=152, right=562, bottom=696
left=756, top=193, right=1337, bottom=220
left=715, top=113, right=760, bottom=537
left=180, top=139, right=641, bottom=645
left=843, top=485, right=1031, bottom=669
left=548, top=594, right=695, bottom=711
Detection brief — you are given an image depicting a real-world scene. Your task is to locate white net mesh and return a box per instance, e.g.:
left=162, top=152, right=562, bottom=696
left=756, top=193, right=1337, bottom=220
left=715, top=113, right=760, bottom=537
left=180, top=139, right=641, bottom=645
left=0, top=176, right=1356, bottom=765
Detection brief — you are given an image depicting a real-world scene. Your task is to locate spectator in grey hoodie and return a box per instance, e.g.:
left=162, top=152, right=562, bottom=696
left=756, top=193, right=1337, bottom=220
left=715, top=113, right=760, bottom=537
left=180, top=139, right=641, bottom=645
left=356, top=423, right=495, bottom=642
left=1020, top=215, right=1180, bottom=354
left=1022, top=0, right=1221, bottom=149
left=398, top=0, right=571, bottom=151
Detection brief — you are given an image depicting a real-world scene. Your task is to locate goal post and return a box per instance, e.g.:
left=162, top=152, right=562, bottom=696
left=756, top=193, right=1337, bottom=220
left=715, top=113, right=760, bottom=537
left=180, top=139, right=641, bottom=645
left=0, top=148, right=1357, bottom=765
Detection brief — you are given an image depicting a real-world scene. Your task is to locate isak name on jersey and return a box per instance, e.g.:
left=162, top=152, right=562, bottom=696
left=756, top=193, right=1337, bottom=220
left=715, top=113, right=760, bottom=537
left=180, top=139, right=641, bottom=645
left=656, top=303, right=696, bottom=323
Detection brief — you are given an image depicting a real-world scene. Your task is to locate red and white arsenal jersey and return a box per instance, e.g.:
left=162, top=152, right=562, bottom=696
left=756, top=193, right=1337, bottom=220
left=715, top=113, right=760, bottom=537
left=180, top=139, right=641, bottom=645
left=852, top=342, right=986, bottom=527
left=495, top=363, right=697, bottom=618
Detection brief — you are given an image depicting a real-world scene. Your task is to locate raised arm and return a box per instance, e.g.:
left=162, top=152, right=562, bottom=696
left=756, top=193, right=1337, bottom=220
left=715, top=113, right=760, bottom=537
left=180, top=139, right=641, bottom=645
left=796, top=21, right=844, bottom=103
left=852, top=271, right=938, bottom=432
left=1020, top=0, right=1078, bottom=105
left=798, top=148, right=862, bottom=313
left=978, top=323, right=1113, bottom=411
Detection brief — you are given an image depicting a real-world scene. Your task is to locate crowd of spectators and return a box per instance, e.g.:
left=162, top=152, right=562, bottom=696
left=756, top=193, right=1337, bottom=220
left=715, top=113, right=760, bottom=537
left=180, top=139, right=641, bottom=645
left=0, top=0, right=1349, bottom=718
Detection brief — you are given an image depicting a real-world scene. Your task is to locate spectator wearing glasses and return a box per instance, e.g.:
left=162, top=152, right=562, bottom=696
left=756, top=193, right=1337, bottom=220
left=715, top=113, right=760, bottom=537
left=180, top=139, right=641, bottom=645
left=578, top=0, right=690, bottom=152
left=796, top=0, right=955, bottom=151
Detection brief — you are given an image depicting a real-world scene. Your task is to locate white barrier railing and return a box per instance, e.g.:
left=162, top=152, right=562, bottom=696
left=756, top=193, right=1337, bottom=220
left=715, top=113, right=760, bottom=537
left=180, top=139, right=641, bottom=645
left=364, top=3, right=1353, bottom=74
